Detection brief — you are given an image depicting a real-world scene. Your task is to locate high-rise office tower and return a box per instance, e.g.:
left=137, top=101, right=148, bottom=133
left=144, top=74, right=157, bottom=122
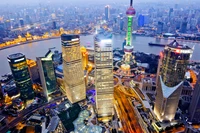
left=120, top=18, right=124, bottom=31
left=5, top=20, right=11, bottom=30
left=189, top=73, right=200, bottom=122
left=169, top=8, right=173, bottom=18
left=25, top=15, right=31, bottom=25
left=27, top=59, right=40, bottom=82
left=154, top=40, right=193, bottom=121
left=105, top=5, right=110, bottom=21
left=7, top=53, right=34, bottom=103
left=94, top=32, right=114, bottom=121
left=181, top=20, right=187, bottom=33
left=157, top=21, right=164, bottom=34
left=61, top=34, right=86, bottom=103
left=19, top=18, right=24, bottom=27
left=52, top=21, right=57, bottom=29
left=138, top=14, right=144, bottom=27
left=37, top=50, right=57, bottom=101
left=123, top=0, right=136, bottom=65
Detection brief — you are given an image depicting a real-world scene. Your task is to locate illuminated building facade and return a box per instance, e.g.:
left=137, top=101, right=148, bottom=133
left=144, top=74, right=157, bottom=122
left=7, top=53, right=34, bottom=103
left=160, top=40, right=192, bottom=87
left=105, top=5, right=110, bottom=21
left=80, top=46, right=89, bottom=70
left=37, top=50, right=57, bottom=101
left=61, top=34, right=86, bottom=103
left=154, top=40, right=193, bottom=121
left=122, top=0, right=136, bottom=66
left=189, top=73, right=200, bottom=122
left=27, top=59, right=40, bottom=82
left=94, top=33, right=114, bottom=121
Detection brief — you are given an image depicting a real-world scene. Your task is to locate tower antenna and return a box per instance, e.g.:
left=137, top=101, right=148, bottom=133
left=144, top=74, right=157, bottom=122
left=130, top=0, right=133, bottom=6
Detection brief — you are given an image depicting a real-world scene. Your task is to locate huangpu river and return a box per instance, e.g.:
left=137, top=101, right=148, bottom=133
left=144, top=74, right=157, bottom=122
left=0, top=34, right=200, bottom=76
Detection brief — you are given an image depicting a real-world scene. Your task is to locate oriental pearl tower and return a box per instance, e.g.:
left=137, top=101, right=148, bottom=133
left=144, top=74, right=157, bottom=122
left=122, top=0, right=136, bottom=69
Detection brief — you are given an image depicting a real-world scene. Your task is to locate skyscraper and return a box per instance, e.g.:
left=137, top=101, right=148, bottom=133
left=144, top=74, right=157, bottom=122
left=105, top=5, right=110, bottom=21
left=154, top=40, right=193, bottom=121
left=157, top=21, right=164, bottom=34
left=169, top=8, right=174, bottom=18
left=94, top=32, right=114, bottom=121
left=5, top=20, right=11, bottom=30
left=123, top=0, right=136, bottom=65
left=61, top=34, right=86, bottom=103
left=52, top=21, right=57, bottom=29
left=19, top=18, right=24, bottom=27
left=37, top=50, right=57, bottom=101
left=181, top=20, right=187, bottom=33
left=189, top=73, right=200, bottom=122
left=27, top=59, right=40, bottom=82
left=138, top=14, right=144, bottom=27
left=7, top=53, right=34, bottom=103
left=120, top=18, right=124, bottom=31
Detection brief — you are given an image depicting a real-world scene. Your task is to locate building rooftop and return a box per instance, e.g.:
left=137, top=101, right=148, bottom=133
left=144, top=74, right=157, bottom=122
left=8, top=53, right=24, bottom=59
left=46, top=116, right=60, bottom=132
left=95, top=32, right=112, bottom=41
left=168, top=40, right=191, bottom=50
left=61, top=34, right=79, bottom=41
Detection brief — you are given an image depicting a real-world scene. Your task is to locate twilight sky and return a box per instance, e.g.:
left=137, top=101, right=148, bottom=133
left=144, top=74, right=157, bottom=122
left=0, top=0, right=196, bottom=5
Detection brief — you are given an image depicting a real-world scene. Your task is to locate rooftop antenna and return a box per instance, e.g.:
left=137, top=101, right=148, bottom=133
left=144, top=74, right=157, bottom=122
left=130, top=0, right=133, bottom=6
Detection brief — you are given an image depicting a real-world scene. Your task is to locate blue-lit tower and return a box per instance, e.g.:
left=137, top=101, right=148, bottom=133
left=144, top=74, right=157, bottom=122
left=123, top=0, right=136, bottom=65
left=105, top=5, right=110, bottom=21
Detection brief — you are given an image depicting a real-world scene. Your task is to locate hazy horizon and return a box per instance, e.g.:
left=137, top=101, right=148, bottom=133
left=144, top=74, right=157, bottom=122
left=0, top=0, right=199, bottom=5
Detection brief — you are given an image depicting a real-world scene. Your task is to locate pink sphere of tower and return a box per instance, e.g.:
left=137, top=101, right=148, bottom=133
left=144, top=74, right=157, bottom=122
left=126, top=7, right=136, bottom=16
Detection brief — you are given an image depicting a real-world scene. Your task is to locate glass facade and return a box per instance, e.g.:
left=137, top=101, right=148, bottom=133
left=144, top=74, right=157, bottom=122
left=8, top=53, right=34, bottom=102
left=37, top=51, right=57, bottom=101
left=161, top=45, right=191, bottom=87
left=61, top=34, right=86, bottom=103
left=154, top=41, right=193, bottom=121
left=94, top=34, right=114, bottom=120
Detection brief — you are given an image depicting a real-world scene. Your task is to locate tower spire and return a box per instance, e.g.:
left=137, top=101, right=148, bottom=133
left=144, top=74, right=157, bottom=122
left=130, top=0, right=133, bottom=6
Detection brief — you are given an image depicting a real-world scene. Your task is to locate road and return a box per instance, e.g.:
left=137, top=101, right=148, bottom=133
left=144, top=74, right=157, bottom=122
left=114, top=85, right=144, bottom=133
left=0, top=96, right=64, bottom=133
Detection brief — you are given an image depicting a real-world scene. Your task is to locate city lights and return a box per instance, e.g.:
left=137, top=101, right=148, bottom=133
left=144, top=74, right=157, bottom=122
left=0, top=0, right=200, bottom=133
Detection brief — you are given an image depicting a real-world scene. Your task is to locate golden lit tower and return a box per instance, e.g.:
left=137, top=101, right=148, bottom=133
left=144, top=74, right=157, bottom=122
left=94, top=32, right=114, bottom=121
left=61, top=34, right=86, bottom=103
left=154, top=40, right=193, bottom=121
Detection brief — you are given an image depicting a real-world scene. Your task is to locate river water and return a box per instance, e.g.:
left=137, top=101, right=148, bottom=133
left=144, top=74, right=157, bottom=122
left=0, top=34, right=200, bottom=76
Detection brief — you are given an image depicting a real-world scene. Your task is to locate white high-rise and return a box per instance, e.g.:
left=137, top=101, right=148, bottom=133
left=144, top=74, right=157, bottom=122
left=94, top=32, right=114, bottom=121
